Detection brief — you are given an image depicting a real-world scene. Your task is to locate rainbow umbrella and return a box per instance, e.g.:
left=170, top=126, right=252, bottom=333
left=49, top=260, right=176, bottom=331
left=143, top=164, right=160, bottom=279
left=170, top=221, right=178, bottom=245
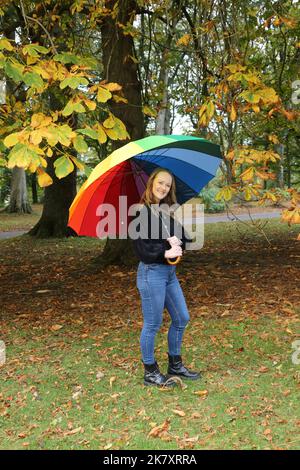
left=68, top=135, right=222, bottom=238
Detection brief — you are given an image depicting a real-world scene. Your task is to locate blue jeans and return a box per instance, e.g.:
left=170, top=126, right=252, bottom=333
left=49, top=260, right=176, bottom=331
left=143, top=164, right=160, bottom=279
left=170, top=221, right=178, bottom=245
left=136, top=261, right=190, bottom=365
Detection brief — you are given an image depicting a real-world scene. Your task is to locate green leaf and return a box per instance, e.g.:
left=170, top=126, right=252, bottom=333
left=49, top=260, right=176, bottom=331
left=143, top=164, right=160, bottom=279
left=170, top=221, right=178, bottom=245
left=62, top=100, right=85, bottom=116
left=60, top=76, right=89, bottom=90
left=55, top=125, right=75, bottom=146
left=22, top=44, right=49, bottom=57
left=73, top=102, right=86, bottom=113
left=239, top=90, right=260, bottom=104
left=7, top=143, right=36, bottom=169
left=53, top=53, right=80, bottom=64
left=142, top=106, right=157, bottom=118
left=53, top=156, right=74, bottom=179
left=77, top=128, right=98, bottom=139
left=73, top=135, right=88, bottom=153
left=23, top=72, right=44, bottom=89
left=5, top=61, right=24, bottom=82
left=78, top=57, right=98, bottom=69
left=62, top=101, right=75, bottom=117
left=69, top=155, right=85, bottom=170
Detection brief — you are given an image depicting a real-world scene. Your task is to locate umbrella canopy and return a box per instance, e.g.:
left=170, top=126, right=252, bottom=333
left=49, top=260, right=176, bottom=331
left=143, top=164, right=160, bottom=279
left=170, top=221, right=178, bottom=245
left=68, top=134, right=222, bottom=238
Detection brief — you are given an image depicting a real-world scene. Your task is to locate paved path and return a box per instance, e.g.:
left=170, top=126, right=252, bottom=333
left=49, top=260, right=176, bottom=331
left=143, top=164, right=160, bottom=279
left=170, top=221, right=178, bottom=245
left=202, top=210, right=281, bottom=224
left=0, top=230, right=28, bottom=240
left=0, top=211, right=282, bottom=240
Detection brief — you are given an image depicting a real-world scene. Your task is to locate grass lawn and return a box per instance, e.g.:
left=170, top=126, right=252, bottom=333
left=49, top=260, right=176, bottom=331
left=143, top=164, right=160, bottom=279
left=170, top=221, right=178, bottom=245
left=0, top=217, right=299, bottom=450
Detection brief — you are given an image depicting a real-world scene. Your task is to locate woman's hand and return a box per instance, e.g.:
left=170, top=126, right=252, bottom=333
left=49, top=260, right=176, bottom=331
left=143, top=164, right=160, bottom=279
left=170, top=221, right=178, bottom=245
left=167, top=236, right=182, bottom=247
left=164, top=245, right=183, bottom=259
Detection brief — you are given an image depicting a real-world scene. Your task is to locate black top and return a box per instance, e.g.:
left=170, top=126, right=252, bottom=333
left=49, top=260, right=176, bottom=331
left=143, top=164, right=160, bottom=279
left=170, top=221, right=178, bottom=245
left=130, top=203, right=193, bottom=264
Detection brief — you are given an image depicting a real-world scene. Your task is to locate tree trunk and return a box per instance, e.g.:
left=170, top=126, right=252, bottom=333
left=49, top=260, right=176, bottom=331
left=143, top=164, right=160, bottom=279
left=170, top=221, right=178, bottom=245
left=28, top=155, right=77, bottom=238
left=2, top=26, right=31, bottom=215
left=155, top=55, right=171, bottom=135
left=6, top=167, right=32, bottom=214
left=96, top=0, right=144, bottom=266
left=31, top=173, right=38, bottom=204
left=275, top=143, right=285, bottom=189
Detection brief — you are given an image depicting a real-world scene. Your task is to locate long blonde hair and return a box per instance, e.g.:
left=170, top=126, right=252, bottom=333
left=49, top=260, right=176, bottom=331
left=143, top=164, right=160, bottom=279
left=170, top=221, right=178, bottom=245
left=139, top=168, right=177, bottom=206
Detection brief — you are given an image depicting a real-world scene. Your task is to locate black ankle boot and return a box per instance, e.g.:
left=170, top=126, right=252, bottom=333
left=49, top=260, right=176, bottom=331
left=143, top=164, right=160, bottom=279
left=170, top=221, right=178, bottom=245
left=143, top=361, right=175, bottom=387
left=167, top=354, right=201, bottom=380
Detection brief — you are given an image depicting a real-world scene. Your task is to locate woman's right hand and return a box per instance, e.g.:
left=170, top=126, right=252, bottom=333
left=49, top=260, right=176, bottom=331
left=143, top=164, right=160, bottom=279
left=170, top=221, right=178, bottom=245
left=164, top=245, right=183, bottom=259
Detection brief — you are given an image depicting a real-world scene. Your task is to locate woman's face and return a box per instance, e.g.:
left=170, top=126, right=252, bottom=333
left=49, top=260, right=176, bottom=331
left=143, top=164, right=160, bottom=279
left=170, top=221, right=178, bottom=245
left=152, top=171, right=172, bottom=202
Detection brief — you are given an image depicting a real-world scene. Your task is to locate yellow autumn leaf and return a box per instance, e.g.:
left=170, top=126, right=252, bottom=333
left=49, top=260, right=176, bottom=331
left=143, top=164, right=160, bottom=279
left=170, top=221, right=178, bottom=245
left=31, top=113, right=52, bottom=129
left=112, top=94, right=128, bottom=103
left=0, top=38, right=13, bottom=51
left=69, top=155, right=85, bottom=171
left=3, top=132, right=20, bottom=148
left=225, top=64, right=247, bottom=73
left=240, top=166, right=255, bottom=181
left=206, top=101, right=215, bottom=120
left=46, top=147, right=53, bottom=157
left=102, top=82, right=122, bottom=92
left=194, top=390, right=208, bottom=397
left=252, top=105, right=260, bottom=113
left=176, top=34, right=191, bottom=46
left=37, top=170, right=53, bottom=187
left=263, top=191, right=277, bottom=202
left=104, top=127, right=120, bottom=140
left=244, top=187, right=252, bottom=201
left=198, top=104, right=208, bottom=127
left=103, top=114, right=116, bottom=129
left=257, top=87, right=279, bottom=104
left=83, top=98, right=96, bottom=111
left=148, top=419, right=170, bottom=438
left=142, top=106, right=157, bottom=117
left=215, top=187, right=233, bottom=202
left=26, top=55, right=38, bottom=66
left=30, top=129, right=44, bottom=145
left=230, top=104, right=237, bottom=121
left=273, top=16, right=281, bottom=26
left=172, top=409, right=186, bottom=417
left=226, top=149, right=235, bottom=160
left=51, top=324, right=64, bottom=331
left=96, top=124, right=107, bottom=144
left=268, top=134, right=279, bottom=144
left=282, top=208, right=300, bottom=225
left=110, top=376, right=116, bottom=388
left=256, top=170, right=273, bottom=180
left=223, top=187, right=233, bottom=201
left=97, top=86, right=112, bottom=103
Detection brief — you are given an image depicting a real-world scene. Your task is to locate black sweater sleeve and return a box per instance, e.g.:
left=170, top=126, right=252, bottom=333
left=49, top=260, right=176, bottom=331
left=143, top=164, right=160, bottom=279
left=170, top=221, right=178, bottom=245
left=133, top=237, right=168, bottom=264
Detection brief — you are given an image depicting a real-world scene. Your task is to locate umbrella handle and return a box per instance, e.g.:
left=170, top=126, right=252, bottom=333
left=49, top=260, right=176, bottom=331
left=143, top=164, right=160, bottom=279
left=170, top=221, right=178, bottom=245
left=167, top=256, right=181, bottom=266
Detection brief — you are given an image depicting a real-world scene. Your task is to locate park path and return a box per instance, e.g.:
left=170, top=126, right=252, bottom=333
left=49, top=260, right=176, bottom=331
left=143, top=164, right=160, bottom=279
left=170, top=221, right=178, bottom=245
left=0, top=210, right=282, bottom=240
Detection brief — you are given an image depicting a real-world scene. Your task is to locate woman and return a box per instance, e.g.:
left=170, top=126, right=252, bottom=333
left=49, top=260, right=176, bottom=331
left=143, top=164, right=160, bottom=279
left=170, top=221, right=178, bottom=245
left=132, top=167, right=201, bottom=387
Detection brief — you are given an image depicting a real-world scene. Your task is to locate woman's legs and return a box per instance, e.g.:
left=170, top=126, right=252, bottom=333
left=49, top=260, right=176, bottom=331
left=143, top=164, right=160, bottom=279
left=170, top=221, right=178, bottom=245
left=137, top=263, right=167, bottom=365
left=165, top=269, right=190, bottom=356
